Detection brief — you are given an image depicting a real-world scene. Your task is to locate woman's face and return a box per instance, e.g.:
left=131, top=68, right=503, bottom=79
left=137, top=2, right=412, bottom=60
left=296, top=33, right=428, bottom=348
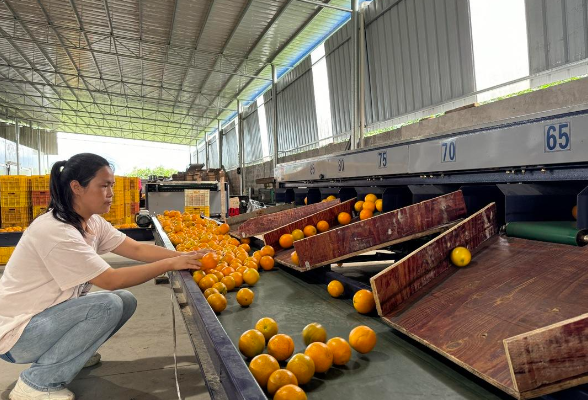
left=73, top=166, right=115, bottom=216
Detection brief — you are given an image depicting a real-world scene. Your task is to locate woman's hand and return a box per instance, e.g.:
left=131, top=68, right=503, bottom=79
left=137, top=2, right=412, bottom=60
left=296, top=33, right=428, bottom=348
left=169, top=252, right=206, bottom=271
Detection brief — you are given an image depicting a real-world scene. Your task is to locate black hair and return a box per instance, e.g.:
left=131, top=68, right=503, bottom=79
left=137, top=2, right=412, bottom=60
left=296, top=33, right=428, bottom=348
left=49, top=153, right=112, bottom=236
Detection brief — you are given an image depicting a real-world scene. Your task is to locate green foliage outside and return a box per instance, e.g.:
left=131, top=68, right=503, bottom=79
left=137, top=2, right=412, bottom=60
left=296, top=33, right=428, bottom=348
left=127, top=166, right=178, bottom=178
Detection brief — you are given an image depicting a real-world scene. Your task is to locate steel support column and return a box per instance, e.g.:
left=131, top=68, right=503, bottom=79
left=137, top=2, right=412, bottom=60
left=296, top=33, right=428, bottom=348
left=271, top=64, right=279, bottom=165
left=205, top=131, right=209, bottom=170
left=15, top=118, right=20, bottom=175
left=218, top=120, right=223, bottom=170
left=358, top=5, right=366, bottom=148
left=237, top=100, right=244, bottom=195
left=351, top=0, right=359, bottom=150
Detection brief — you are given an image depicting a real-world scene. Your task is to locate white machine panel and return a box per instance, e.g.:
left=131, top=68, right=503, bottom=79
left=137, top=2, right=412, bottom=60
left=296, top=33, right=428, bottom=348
left=275, top=108, right=588, bottom=182
left=276, top=145, right=408, bottom=182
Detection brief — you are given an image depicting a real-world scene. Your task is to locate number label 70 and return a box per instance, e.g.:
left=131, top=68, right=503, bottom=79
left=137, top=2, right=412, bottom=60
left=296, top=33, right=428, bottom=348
left=544, top=122, right=571, bottom=152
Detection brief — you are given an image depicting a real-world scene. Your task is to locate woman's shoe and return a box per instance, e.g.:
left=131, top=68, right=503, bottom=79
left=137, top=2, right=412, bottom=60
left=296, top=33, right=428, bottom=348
left=8, top=378, right=75, bottom=400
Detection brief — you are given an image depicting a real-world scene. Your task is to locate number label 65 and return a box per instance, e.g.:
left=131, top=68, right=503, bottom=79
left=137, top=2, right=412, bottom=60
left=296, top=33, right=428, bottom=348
left=544, top=122, right=571, bottom=152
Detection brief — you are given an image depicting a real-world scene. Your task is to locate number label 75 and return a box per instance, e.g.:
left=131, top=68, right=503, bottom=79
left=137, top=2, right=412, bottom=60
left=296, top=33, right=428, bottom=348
left=544, top=122, right=571, bottom=152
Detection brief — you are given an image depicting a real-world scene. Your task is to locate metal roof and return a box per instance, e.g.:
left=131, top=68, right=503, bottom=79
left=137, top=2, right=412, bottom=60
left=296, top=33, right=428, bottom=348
left=0, top=0, right=352, bottom=144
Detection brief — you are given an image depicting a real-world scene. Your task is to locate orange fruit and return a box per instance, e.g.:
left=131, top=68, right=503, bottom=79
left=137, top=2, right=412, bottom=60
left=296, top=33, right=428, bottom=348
left=292, top=229, right=305, bottom=241
left=230, top=272, right=244, bottom=287
left=241, top=237, right=251, bottom=244
left=219, top=223, right=230, bottom=234
left=239, top=329, right=266, bottom=358
left=304, top=197, right=308, bottom=205
left=207, top=293, right=227, bottom=313
left=362, top=201, right=376, bottom=212
left=304, top=342, right=333, bottom=373
left=291, top=251, right=299, bottom=266
left=198, top=275, right=216, bottom=291
left=327, top=337, right=352, bottom=365
left=302, top=322, right=327, bottom=345
left=353, top=289, right=375, bottom=314
left=213, top=271, right=225, bottom=282
left=354, top=201, right=364, bottom=212
left=375, top=199, right=383, bottom=212
left=239, top=243, right=251, bottom=252
left=243, top=268, right=260, bottom=286
left=255, top=317, right=278, bottom=342
left=249, top=354, right=280, bottom=388
left=192, top=270, right=206, bottom=284
left=260, top=245, right=275, bottom=257
left=267, top=369, right=298, bottom=396
left=572, top=205, right=578, bottom=219
left=246, top=260, right=259, bottom=270
left=349, top=325, right=377, bottom=354
left=212, top=282, right=228, bottom=295
left=327, top=280, right=344, bottom=298
left=267, top=334, right=295, bottom=361
left=450, top=246, right=471, bottom=267
left=302, top=225, right=317, bottom=237
left=278, top=234, right=294, bottom=249
left=252, top=251, right=263, bottom=261
left=359, top=209, right=373, bottom=220
left=222, top=266, right=235, bottom=276
left=236, top=287, right=254, bottom=306
left=221, top=275, right=236, bottom=291
left=236, top=265, right=248, bottom=274
left=337, top=212, right=351, bottom=225
left=326, top=195, right=337, bottom=201
left=260, top=256, right=275, bottom=271
left=364, top=193, right=377, bottom=203
left=201, top=252, right=219, bottom=270
left=203, top=287, right=220, bottom=299
left=206, top=273, right=219, bottom=283
left=286, top=354, right=315, bottom=385
left=316, top=220, right=329, bottom=232
left=274, top=384, right=307, bottom=400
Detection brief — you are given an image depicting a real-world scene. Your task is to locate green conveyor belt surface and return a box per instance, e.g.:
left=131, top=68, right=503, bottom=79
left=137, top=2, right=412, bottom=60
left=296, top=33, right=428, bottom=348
left=216, top=267, right=507, bottom=400
left=505, top=221, right=582, bottom=246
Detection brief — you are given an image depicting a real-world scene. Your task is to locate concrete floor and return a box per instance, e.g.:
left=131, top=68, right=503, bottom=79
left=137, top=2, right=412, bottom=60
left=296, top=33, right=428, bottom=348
left=0, top=246, right=211, bottom=400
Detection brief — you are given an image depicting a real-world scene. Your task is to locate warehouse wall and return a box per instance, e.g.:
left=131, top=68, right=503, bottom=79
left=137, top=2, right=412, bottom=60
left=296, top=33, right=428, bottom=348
left=208, top=133, right=219, bottom=169
left=0, top=124, right=57, bottom=175
left=526, top=0, right=588, bottom=74
left=243, top=102, right=263, bottom=165
left=264, top=58, right=320, bottom=156
left=222, top=121, right=238, bottom=170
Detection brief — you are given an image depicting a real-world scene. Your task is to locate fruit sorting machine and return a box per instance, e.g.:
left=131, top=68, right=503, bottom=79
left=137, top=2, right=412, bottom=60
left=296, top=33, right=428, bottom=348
left=156, top=102, right=588, bottom=399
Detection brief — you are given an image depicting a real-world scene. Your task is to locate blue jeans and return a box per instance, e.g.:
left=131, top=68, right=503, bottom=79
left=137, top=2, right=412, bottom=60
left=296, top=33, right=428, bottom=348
left=0, top=290, right=136, bottom=391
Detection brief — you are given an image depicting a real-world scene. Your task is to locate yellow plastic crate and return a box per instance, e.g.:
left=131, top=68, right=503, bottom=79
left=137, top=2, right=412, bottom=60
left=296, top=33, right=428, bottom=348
left=1, top=207, right=31, bottom=225
left=123, top=177, right=130, bottom=191
left=33, top=206, right=48, bottom=218
left=124, top=191, right=131, bottom=203
left=124, top=215, right=133, bottom=224
left=0, top=176, right=30, bottom=192
left=129, top=177, right=139, bottom=191
left=31, top=175, right=50, bottom=191
left=1, top=192, right=31, bottom=207
left=184, top=206, right=210, bottom=217
left=130, top=190, right=140, bottom=202
left=0, top=246, right=15, bottom=264
left=102, top=204, right=124, bottom=222
left=184, top=190, right=209, bottom=207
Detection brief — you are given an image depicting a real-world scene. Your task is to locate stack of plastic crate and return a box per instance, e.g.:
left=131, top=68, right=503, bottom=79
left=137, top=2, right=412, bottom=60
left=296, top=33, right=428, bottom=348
left=123, top=177, right=132, bottom=224
left=129, top=177, right=140, bottom=216
left=184, top=189, right=210, bottom=217
left=0, top=176, right=31, bottom=228
left=102, top=176, right=124, bottom=225
left=31, top=175, right=50, bottom=218
left=0, top=246, right=15, bottom=264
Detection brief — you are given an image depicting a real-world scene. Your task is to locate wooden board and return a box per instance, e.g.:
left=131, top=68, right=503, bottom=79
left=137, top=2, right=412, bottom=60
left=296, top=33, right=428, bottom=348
left=284, top=191, right=468, bottom=272
left=372, top=204, right=588, bottom=398
left=226, top=203, right=294, bottom=231
left=263, top=199, right=356, bottom=250
left=504, top=314, right=588, bottom=398
left=237, top=200, right=338, bottom=237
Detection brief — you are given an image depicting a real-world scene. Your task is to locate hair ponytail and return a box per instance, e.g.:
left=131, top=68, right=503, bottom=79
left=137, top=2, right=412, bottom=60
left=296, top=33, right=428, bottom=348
left=48, top=153, right=111, bottom=236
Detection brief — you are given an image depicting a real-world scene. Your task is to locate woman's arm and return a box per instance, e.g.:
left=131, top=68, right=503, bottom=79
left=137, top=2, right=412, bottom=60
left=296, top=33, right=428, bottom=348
left=90, top=253, right=202, bottom=290
left=112, top=237, right=181, bottom=262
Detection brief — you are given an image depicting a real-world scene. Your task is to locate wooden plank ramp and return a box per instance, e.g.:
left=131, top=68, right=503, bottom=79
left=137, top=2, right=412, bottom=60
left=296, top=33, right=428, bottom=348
left=371, top=203, right=588, bottom=399
left=274, top=191, right=468, bottom=272
left=237, top=200, right=339, bottom=238
left=227, top=203, right=294, bottom=234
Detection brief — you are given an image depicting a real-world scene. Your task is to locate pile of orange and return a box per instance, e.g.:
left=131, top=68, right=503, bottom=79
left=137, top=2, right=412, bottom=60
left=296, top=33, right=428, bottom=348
left=354, top=193, right=383, bottom=221
left=0, top=226, right=24, bottom=233
left=239, top=316, right=376, bottom=397
left=158, top=210, right=278, bottom=314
